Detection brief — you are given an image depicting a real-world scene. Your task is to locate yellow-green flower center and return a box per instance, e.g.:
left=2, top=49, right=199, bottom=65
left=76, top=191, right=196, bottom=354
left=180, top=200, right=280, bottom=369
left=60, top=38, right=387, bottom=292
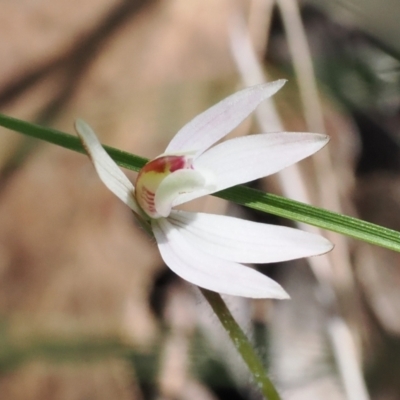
left=135, top=155, right=192, bottom=218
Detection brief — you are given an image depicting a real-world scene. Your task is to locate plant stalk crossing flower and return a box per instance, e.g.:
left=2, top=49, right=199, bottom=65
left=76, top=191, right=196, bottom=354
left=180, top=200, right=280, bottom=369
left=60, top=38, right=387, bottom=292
left=75, top=80, right=333, bottom=298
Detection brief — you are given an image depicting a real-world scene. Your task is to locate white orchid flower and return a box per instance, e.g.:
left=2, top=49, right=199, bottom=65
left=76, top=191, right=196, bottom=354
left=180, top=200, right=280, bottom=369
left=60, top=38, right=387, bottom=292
left=75, top=80, right=333, bottom=299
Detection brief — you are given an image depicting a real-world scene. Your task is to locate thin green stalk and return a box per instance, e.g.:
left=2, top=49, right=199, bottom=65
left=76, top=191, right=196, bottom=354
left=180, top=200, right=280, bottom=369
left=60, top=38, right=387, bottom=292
left=201, top=289, right=281, bottom=400
left=0, top=113, right=148, bottom=170
left=1, top=113, right=400, bottom=252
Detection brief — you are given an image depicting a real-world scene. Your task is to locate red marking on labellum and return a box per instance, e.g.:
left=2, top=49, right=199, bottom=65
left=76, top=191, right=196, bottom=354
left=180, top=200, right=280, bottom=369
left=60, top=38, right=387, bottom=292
left=137, top=155, right=192, bottom=179
left=140, top=187, right=155, bottom=208
left=169, top=156, right=187, bottom=172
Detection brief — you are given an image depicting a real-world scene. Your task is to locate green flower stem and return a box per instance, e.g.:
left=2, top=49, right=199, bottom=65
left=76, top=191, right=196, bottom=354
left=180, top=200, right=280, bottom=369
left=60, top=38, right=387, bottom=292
left=0, top=113, right=148, bottom=170
left=1, top=113, right=400, bottom=252
left=201, top=289, right=281, bottom=400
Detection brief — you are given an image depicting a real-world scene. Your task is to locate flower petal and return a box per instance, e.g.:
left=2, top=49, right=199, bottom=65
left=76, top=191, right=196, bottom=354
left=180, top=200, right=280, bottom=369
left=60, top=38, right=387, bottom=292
left=169, top=210, right=333, bottom=263
left=196, top=131, right=329, bottom=191
left=164, top=80, right=286, bottom=156
left=75, top=119, right=141, bottom=214
left=173, top=132, right=328, bottom=206
left=152, top=218, right=289, bottom=299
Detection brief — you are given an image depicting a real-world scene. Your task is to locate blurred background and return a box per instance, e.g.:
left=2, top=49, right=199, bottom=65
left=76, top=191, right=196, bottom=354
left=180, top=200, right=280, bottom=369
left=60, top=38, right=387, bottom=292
left=1, top=0, right=400, bottom=399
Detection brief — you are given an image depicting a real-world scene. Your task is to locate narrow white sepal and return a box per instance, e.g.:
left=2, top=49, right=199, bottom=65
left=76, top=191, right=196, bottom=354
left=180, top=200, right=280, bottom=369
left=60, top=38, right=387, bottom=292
left=165, top=80, right=286, bottom=156
left=194, top=132, right=329, bottom=194
left=152, top=218, right=290, bottom=299
left=169, top=210, right=333, bottom=263
left=75, top=119, right=141, bottom=214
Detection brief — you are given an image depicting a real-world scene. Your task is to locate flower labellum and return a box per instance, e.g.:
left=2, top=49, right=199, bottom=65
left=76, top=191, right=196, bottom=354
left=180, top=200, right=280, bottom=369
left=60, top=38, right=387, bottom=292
left=75, top=80, right=333, bottom=299
left=136, top=154, right=200, bottom=219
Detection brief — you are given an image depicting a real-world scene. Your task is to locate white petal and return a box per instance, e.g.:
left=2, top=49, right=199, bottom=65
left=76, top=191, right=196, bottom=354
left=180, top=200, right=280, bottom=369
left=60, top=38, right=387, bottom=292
left=169, top=210, right=333, bottom=263
left=152, top=218, right=289, bottom=299
left=75, top=119, right=141, bottom=214
left=173, top=132, right=328, bottom=206
left=165, top=80, right=286, bottom=156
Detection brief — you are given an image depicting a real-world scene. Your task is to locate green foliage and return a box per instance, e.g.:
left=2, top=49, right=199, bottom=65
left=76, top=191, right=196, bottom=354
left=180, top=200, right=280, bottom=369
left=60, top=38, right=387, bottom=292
left=1, top=113, right=400, bottom=252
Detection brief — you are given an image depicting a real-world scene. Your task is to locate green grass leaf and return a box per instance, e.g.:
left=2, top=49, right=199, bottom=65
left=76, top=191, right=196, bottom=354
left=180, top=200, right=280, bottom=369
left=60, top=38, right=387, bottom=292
left=1, top=113, right=400, bottom=252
